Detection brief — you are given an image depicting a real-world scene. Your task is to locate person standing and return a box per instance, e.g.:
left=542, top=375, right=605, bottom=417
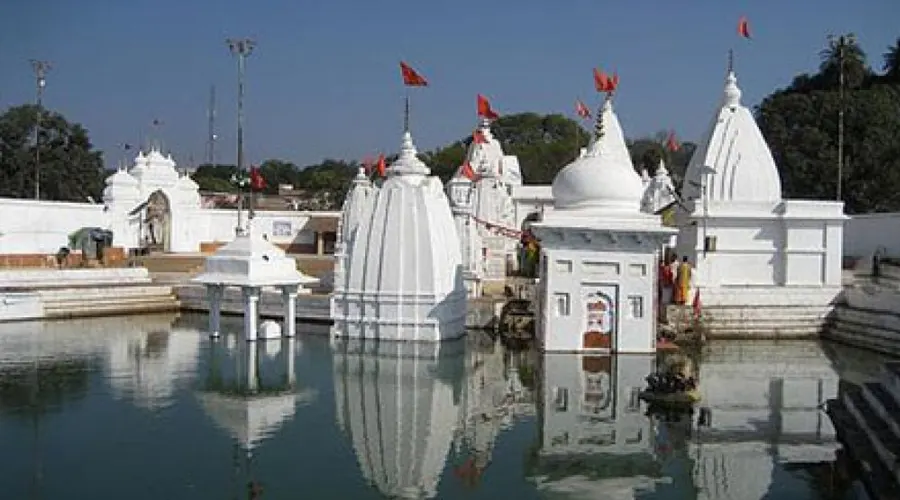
left=674, top=256, right=693, bottom=305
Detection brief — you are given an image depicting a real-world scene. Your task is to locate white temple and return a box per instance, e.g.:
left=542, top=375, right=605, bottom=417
left=330, top=131, right=467, bottom=342
left=674, top=70, right=846, bottom=334
left=447, top=119, right=523, bottom=293
left=531, top=97, right=675, bottom=353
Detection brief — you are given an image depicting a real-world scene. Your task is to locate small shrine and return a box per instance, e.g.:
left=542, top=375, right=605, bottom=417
left=530, top=92, right=675, bottom=353
left=674, top=66, right=846, bottom=331
left=194, top=230, right=318, bottom=341
left=330, top=130, right=467, bottom=342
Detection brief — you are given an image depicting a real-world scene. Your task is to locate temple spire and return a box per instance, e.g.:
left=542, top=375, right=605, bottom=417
left=727, top=49, right=734, bottom=75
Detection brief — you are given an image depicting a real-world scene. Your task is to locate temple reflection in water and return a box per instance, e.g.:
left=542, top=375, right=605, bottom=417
left=0, top=314, right=884, bottom=499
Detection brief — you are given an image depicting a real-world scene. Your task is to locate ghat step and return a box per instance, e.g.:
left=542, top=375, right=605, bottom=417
left=827, top=397, right=900, bottom=500
left=842, top=384, right=900, bottom=485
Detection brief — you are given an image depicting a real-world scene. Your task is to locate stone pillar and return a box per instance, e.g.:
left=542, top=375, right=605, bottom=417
left=316, top=232, right=325, bottom=255
left=282, top=285, right=298, bottom=337
left=242, top=286, right=260, bottom=342
left=206, top=284, right=224, bottom=338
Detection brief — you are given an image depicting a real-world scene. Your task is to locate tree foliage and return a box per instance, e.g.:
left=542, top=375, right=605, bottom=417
left=0, top=105, right=105, bottom=202
left=757, top=33, right=900, bottom=213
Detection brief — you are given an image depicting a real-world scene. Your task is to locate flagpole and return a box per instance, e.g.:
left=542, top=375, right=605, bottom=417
left=404, top=90, right=410, bottom=133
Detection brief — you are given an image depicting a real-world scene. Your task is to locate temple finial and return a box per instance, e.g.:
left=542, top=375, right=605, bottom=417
left=403, top=95, right=410, bottom=133
left=727, top=49, right=734, bottom=75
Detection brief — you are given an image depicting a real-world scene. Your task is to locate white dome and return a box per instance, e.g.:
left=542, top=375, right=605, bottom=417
left=551, top=100, right=644, bottom=213
left=102, top=168, right=141, bottom=204
left=176, top=173, right=200, bottom=191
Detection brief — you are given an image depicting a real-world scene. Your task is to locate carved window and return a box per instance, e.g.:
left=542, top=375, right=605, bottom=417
left=628, top=295, right=644, bottom=319
left=554, top=293, right=570, bottom=317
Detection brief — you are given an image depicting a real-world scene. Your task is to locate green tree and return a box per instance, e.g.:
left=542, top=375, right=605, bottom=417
left=757, top=34, right=900, bottom=214
left=0, top=105, right=105, bottom=202
left=818, top=34, right=871, bottom=90
left=422, top=112, right=589, bottom=185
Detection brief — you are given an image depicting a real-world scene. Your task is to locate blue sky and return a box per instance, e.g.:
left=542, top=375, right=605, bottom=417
left=1, top=0, right=898, bottom=169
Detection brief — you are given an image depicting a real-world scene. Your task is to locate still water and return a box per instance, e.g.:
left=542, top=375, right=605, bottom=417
left=0, top=313, right=884, bottom=499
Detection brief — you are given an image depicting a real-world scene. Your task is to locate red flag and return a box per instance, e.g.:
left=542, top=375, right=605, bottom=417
left=738, top=16, right=751, bottom=39
left=593, top=68, right=609, bottom=93
left=575, top=99, right=591, bottom=120
left=460, top=162, right=478, bottom=181
left=593, top=68, right=619, bottom=93
left=692, top=289, right=702, bottom=319
left=666, top=131, right=680, bottom=152
left=477, top=94, right=500, bottom=120
left=400, top=61, right=428, bottom=86
left=376, top=154, right=386, bottom=177
left=249, top=166, right=266, bottom=191
left=473, top=129, right=488, bottom=144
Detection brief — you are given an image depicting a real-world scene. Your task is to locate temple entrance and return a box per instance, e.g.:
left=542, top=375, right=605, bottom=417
left=582, top=286, right=617, bottom=351
left=143, top=190, right=171, bottom=253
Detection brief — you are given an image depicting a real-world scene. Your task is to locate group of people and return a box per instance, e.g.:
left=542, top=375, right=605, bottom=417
left=658, top=253, right=694, bottom=308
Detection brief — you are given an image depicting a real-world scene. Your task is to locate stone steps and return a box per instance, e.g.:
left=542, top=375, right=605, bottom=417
left=842, top=384, right=900, bottom=485
left=38, top=284, right=180, bottom=319
left=862, top=383, right=900, bottom=441
left=827, top=395, right=900, bottom=500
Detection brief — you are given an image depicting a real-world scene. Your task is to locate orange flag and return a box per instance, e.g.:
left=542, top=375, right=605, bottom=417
left=593, top=68, right=619, bottom=93
left=376, top=154, right=386, bottom=177
left=400, top=61, right=428, bottom=86
left=738, top=16, right=751, bottom=39
left=477, top=94, right=499, bottom=120
left=575, top=99, right=591, bottom=119
left=460, top=162, right=478, bottom=181
left=666, top=131, right=680, bottom=152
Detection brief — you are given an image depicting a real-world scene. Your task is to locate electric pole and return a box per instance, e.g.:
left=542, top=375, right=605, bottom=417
left=30, top=60, right=50, bottom=200
left=227, top=38, right=255, bottom=230
left=829, top=33, right=855, bottom=202
left=206, top=84, right=217, bottom=167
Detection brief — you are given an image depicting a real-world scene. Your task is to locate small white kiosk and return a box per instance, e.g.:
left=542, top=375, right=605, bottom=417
left=194, top=230, right=318, bottom=341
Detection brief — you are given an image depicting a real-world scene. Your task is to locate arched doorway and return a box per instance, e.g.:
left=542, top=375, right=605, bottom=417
left=144, top=190, right=172, bottom=252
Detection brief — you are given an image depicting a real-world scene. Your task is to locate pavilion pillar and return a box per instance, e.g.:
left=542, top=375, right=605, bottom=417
left=207, top=284, right=224, bottom=338
left=316, top=232, right=325, bottom=255
left=282, top=285, right=298, bottom=338
left=242, top=286, right=260, bottom=342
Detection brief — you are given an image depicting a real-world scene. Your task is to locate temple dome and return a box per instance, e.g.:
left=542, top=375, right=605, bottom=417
left=551, top=100, right=644, bottom=213
left=682, top=71, right=782, bottom=205
left=102, top=168, right=141, bottom=205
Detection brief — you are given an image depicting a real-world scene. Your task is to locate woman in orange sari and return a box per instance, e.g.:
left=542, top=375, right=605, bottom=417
left=674, top=256, right=692, bottom=305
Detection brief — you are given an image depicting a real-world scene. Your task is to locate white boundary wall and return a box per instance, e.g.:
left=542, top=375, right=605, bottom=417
left=844, top=212, right=900, bottom=258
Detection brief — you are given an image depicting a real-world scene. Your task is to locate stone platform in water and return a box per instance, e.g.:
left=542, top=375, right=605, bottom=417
left=0, top=268, right=179, bottom=322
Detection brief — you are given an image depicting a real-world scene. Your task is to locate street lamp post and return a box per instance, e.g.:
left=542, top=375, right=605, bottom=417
left=30, top=60, right=50, bottom=201
left=227, top=38, right=255, bottom=233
